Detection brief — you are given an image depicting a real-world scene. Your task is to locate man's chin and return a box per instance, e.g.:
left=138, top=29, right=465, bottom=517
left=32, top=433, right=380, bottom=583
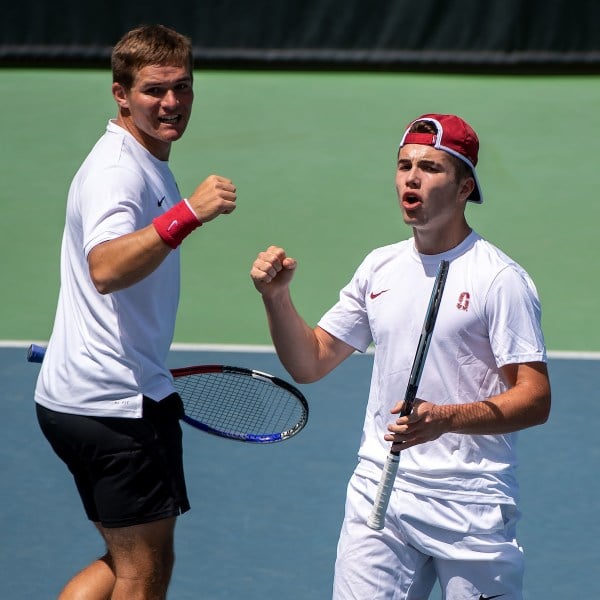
left=159, top=131, right=185, bottom=145
left=158, top=121, right=188, bottom=140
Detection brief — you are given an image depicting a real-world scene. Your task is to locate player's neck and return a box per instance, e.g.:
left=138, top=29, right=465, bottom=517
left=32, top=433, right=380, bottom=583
left=413, top=221, right=471, bottom=256
left=114, top=115, right=172, bottom=161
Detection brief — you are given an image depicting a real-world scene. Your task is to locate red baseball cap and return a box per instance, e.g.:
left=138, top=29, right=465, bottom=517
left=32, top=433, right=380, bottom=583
left=399, top=113, right=483, bottom=203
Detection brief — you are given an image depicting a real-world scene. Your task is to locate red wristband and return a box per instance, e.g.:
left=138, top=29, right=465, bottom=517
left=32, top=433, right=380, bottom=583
left=153, top=199, right=201, bottom=249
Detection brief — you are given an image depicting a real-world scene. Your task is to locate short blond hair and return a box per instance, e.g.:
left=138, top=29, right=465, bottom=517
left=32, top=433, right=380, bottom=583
left=111, top=24, right=193, bottom=89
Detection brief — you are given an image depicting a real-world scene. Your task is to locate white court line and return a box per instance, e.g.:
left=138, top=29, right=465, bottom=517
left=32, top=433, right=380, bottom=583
left=545, top=350, right=600, bottom=360
left=173, top=343, right=600, bottom=361
left=3, top=340, right=599, bottom=361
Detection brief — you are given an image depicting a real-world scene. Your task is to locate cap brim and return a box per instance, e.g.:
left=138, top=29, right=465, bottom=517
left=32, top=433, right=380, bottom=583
left=468, top=170, right=483, bottom=204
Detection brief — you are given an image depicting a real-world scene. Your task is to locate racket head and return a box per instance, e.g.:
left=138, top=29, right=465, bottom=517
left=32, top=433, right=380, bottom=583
left=171, top=365, right=309, bottom=443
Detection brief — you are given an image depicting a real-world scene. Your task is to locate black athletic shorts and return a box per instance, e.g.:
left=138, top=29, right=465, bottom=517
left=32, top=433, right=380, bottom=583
left=36, top=393, right=190, bottom=528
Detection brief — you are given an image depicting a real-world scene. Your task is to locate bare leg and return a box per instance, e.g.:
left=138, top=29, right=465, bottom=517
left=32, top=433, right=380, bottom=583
left=58, top=517, right=176, bottom=600
left=58, top=552, right=115, bottom=600
left=100, top=517, right=176, bottom=600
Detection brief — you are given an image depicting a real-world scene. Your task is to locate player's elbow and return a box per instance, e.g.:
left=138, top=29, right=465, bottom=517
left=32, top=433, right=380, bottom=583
left=535, top=391, right=551, bottom=425
left=88, top=244, right=119, bottom=294
left=291, top=371, right=321, bottom=385
left=284, top=360, right=328, bottom=385
left=89, top=266, right=118, bottom=295
left=91, top=279, right=113, bottom=295
left=525, top=387, right=551, bottom=429
left=94, top=282, right=116, bottom=295
left=534, top=376, right=552, bottom=426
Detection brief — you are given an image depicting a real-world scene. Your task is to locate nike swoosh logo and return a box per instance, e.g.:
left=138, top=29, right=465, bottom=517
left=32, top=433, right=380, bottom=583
left=369, top=289, right=389, bottom=299
left=158, top=196, right=165, bottom=207
left=479, top=595, right=504, bottom=600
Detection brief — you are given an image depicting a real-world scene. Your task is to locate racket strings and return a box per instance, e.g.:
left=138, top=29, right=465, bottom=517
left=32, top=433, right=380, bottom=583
left=175, top=372, right=304, bottom=436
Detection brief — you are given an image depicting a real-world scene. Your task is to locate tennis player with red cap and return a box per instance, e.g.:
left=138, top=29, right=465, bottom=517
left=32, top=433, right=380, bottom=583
left=251, top=113, right=551, bottom=599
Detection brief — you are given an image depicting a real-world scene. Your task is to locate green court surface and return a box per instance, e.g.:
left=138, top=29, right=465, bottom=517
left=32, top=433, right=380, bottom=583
left=1, top=69, right=598, bottom=351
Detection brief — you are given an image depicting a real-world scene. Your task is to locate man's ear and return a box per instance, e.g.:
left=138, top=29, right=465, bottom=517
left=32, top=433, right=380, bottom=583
left=112, top=82, right=129, bottom=109
left=459, top=177, right=475, bottom=202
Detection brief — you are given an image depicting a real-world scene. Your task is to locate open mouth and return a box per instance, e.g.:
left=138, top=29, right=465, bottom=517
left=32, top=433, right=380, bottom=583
left=159, top=115, right=182, bottom=124
left=402, top=193, right=421, bottom=208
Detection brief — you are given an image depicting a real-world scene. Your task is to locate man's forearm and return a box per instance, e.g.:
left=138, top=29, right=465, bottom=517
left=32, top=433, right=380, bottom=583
left=262, top=292, right=324, bottom=384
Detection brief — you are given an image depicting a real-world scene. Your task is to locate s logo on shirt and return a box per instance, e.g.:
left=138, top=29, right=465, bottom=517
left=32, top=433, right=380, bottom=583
left=457, top=292, right=470, bottom=311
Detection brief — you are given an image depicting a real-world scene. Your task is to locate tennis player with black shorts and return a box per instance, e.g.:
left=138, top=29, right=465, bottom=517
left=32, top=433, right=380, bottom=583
left=34, top=25, right=237, bottom=599
left=251, top=114, right=551, bottom=599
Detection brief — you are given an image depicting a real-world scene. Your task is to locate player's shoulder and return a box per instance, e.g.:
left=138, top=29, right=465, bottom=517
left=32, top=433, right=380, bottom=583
left=467, top=234, right=538, bottom=291
left=362, top=239, right=413, bottom=265
left=350, top=239, right=417, bottom=282
left=468, top=233, right=522, bottom=270
left=77, top=122, right=149, bottom=185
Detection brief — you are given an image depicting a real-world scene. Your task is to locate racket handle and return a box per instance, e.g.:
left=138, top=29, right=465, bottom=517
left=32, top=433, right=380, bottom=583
left=27, top=344, right=46, bottom=363
left=367, top=452, right=400, bottom=530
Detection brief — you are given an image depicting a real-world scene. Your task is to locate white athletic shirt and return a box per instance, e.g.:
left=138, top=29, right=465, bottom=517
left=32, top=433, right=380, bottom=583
left=318, top=231, right=546, bottom=504
left=35, top=120, right=182, bottom=418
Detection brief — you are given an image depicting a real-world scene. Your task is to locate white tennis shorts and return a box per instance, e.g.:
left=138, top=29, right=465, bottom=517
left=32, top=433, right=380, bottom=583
left=333, top=472, right=524, bottom=600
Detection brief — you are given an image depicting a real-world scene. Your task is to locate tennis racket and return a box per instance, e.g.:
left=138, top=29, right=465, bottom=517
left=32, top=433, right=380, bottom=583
left=366, top=259, right=449, bottom=530
left=27, top=344, right=309, bottom=443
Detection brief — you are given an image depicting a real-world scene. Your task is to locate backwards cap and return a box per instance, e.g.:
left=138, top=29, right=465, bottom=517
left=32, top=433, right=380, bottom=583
left=399, top=113, right=482, bottom=204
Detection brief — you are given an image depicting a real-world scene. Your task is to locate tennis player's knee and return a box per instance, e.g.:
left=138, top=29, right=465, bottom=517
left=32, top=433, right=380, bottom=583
left=110, top=546, right=174, bottom=599
left=116, top=539, right=175, bottom=578
left=100, top=518, right=176, bottom=579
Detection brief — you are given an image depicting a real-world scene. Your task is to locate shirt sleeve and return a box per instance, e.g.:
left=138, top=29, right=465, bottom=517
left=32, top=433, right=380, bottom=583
left=484, top=264, right=547, bottom=367
left=79, top=165, right=146, bottom=256
left=318, top=258, right=373, bottom=353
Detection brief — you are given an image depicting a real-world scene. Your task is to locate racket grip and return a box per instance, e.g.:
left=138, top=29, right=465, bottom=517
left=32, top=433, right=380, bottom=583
left=27, top=344, right=46, bottom=363
left=367, top=453, right=400, bottom=530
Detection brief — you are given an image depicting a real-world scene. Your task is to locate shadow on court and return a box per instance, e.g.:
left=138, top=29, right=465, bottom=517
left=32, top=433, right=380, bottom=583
left=1, top=346, right=598, bottom=599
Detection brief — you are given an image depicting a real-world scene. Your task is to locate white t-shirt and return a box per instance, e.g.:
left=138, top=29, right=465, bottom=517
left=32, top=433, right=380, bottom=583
left=35, top=121, right=183, bottom=418
left=318, top=231, right=546, bottom=504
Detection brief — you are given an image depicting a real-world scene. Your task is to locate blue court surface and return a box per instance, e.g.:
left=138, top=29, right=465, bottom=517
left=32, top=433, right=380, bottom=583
left=1, top=345, right=598, bottom=599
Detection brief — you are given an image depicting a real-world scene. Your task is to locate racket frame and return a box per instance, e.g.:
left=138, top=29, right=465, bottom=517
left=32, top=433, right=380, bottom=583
left=366, top=259, right=450, bottom=530
left=27, top=346, right=309, bottom=444
left=171, top=364, right=309, bottom=443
